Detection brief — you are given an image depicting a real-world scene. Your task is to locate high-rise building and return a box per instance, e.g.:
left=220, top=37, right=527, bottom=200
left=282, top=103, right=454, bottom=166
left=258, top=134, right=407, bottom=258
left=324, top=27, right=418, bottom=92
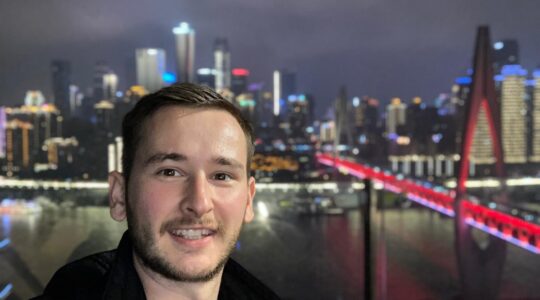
left=136, top=48, right=166, bottom=93
left=493, top=39, right=519, bottom=73
left=93, top=62, right=118, bottom=101
left=197, top=68, right=217, bottom=88
left=214, top=38, right=231, bottom=91
left=386, top=98, right=406, bottom=136
left=94, top=100, right=115, bottom=136
left=500, top=65, right=527, bottom=163
left=231, top=68, right=249, bottom=95
left=173, top=22, right=195, bottom=83
left=69, top=85, right=85, bottom=116
left=0, top=107, right=6, bottom=158
left=51, top=60, right=71, bottom=118
left=4, top=119, right=33, bottom=177
left=531, top=69, right=540, bottom=162
left=272, top=69, right=296, bottom=117
left=288, top=94, right=313, bottom=140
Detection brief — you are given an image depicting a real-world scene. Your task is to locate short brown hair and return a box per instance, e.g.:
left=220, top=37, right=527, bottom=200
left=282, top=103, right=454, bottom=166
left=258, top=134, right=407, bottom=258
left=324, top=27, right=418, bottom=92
left=121, top=83, right=254, bottom=184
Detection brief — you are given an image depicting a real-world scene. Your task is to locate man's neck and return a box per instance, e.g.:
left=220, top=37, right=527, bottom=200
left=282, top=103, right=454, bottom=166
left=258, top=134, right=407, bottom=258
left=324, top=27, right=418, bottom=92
left=132, top=252, right=223, bottom=300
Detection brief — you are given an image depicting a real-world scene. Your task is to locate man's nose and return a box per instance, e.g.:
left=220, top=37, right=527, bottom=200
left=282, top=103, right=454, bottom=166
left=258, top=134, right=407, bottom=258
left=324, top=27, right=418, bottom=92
left=181, top=173, right=213, bottom=217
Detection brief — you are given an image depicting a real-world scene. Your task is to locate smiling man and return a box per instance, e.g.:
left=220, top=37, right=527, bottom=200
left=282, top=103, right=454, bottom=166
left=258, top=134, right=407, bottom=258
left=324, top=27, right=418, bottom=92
left=36, top=83, right=280, bottom=299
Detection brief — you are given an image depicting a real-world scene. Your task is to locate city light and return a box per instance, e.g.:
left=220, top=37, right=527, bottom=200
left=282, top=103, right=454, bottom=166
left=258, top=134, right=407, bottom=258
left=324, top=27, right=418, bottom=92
left=172, top=22, right=192, bottom=35
left=232, top=68, right=250, bottom=76
left=317, top=154, right=540, bottom=255
left=146, top=48, right=158, bottom=55
left=162, top=72, right=177, bottom=83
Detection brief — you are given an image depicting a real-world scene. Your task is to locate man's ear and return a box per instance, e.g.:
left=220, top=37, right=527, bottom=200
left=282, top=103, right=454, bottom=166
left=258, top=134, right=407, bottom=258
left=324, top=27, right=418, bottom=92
left=244, top=176, right=256, bottom=223
left=108, top=171, right=127, bottom=222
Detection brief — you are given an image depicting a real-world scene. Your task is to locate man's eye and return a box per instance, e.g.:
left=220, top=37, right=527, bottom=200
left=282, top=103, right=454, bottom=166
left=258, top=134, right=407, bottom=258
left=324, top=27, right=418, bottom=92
left=214, top=173, right=232, bottom=181
left=158, top=169, right=181, bottom=177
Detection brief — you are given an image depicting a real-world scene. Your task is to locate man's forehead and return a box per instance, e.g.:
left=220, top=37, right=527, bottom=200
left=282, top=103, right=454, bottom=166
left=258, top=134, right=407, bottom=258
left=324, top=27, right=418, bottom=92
left=135, top=105, right=249, bottom=164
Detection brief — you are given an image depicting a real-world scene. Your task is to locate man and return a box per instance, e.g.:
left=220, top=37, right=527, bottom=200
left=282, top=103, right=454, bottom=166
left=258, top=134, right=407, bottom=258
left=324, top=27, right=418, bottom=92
left=36, top=83, right=280, bottom=299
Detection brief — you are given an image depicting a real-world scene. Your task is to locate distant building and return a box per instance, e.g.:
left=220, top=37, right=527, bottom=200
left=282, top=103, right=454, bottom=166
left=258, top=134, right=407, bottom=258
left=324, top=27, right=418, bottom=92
left=320, top=120, right=336, bottom=143
left=531, top=69, right=540, bottom=162
left=500, top=65, right=527, bottom=163
left=173, top=22, right=195, bottom=83
left=93, top=62, right=118, bottom=102
left=272, top=69, right=296, bottom=118
left=197, top=68, right=216, bottom=88
left=287, top=94, right=313, bottom=140
left=214, top=38, right=231, bottom=91
left=386, top=98, right=406, bottom=135
left=231, top=68, right=249, bottom=95
left=3, top=119, right=33, bottom=177
left=136, top=48, right=166, bottom=93
left=0, top=107, right=6, bottom=158
left=5, top=104, right=62, bottom=163
left=94, top=100, right=115, bottom=136
left=43, top=137, right=78, bottom=171
left=51, top=60, right=71, bottom=118
left=235, top=93, right=256, bottom=123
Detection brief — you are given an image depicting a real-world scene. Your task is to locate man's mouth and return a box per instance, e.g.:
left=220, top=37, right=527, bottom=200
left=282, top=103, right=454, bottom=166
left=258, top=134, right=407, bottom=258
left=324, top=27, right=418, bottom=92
left=170, top=229, right=215, bottom=240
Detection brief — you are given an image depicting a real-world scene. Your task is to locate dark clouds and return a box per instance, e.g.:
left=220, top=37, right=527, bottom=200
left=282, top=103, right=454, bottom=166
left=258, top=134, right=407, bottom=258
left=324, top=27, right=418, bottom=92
left=1, top=0, right=539, bottom=116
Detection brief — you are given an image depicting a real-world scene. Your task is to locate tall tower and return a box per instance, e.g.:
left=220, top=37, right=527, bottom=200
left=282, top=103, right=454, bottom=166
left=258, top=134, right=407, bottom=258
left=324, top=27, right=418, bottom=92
left=500, top=65, right=527, bottom=163
left=93, top=62, right=118, bottom=101
left=386, top=98, right=406, bottom=135
left=214, top=38, right=231, bottom=92
left=51, top=60, right=71, bottom=118
left=272, top=69, right=296, bottom=118
left=173, top=22, right=195, bottom=83
left=136, top=48, right=166, bottom=93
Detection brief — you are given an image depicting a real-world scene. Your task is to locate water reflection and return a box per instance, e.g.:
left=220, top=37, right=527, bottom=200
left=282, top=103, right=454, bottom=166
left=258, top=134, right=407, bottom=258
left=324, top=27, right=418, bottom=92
left=1, top=191, right=539, bottom=299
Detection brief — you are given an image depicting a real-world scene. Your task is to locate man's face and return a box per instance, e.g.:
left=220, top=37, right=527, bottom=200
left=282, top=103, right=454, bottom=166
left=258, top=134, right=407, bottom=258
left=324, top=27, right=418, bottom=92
left=113, top=106, right=255, bottom=282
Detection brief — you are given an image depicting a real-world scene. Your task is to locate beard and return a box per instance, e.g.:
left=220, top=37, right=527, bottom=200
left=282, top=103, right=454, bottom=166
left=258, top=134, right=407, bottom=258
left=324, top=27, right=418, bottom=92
left=126, top=199, right=242, bottom=282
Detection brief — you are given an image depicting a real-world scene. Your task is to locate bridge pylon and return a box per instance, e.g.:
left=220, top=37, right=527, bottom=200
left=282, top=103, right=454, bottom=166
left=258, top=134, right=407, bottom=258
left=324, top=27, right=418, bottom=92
left=454, top=26, right=507, bottom=300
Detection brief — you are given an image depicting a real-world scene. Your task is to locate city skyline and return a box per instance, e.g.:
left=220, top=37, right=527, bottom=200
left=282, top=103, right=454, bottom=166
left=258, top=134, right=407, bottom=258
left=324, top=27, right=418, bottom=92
left=1, top=0, right=540, bottom=117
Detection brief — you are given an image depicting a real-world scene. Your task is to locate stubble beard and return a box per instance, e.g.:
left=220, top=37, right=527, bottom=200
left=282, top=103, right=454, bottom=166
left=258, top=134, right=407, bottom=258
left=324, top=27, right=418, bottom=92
left=126, top=198, right=242, bottom=283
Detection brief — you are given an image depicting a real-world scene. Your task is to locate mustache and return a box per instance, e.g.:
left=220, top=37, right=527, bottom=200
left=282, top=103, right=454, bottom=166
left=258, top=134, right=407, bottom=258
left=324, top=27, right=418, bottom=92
left=160, top=217, right=221, bottom=234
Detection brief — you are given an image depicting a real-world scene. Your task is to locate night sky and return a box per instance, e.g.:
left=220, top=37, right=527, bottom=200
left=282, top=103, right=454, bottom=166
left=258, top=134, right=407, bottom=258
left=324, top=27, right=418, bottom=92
left=1, top=0, right=540, bottom=117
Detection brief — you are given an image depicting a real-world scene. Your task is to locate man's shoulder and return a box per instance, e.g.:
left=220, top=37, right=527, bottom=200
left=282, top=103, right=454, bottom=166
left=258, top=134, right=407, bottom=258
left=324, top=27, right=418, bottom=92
left=220, top=258, right=281, bottom=300
left=34, top=249, right=117, bottom=299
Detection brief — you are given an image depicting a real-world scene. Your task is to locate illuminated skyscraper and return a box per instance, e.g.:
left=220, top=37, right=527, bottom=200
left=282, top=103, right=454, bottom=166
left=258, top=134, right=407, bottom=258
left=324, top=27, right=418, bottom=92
left=272, top=69, right=296, bottom=117
left=214, top=38, right=231, bottom=91
left=4, top=119, right=33, bottom=177
left=136, top=48, right=166, bottom=93
left=173, top=22, right=195, bottom=83
left=500, top=65, right=527, bottom=163
left=93, top=62, right=118, bottom=101
left=5, top=104, right=62, bottom=162
left=386, top=98, right=406, bottom=135
left=231, top=68, right=249, bottom=95
left=51, top=60, right=71, bottom=118
left=531, top=70, right=540, bottom=161
left=197, top=68, right=217, bottom=88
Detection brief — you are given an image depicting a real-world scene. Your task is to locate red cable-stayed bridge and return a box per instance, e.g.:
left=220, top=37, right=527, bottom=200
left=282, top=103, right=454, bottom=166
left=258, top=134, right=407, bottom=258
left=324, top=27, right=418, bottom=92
left=316, top=153, right=540, bottom=255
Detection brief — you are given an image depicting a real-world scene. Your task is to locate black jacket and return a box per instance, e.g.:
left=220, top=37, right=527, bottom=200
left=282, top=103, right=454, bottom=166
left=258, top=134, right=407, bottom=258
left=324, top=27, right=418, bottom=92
left=33, top=231, right=280, bottom=300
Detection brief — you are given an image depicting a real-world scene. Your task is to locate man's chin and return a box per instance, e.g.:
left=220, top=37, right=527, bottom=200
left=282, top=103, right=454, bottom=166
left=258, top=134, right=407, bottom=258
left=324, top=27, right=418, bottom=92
left=134, top=246, right=228, bottom=283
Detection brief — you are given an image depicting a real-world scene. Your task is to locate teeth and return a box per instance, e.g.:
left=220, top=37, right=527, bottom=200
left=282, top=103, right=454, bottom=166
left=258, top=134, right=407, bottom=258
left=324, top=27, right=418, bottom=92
left=172, top=229, right=213, bottom=240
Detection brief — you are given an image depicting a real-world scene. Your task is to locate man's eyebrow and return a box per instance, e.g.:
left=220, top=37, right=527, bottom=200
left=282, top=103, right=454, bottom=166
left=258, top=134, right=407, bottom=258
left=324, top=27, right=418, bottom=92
left=213, top=156, right=244, bottom=170
left=144, top=153, right=187, bottom=166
